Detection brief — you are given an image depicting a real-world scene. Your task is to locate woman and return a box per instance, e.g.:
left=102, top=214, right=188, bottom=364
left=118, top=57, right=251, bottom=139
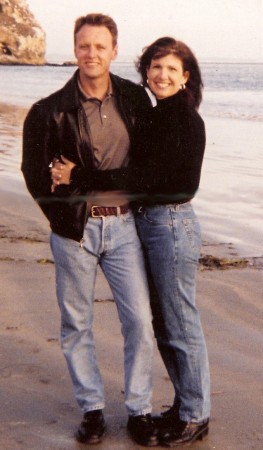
left=131, top=37, right=211, bottom=446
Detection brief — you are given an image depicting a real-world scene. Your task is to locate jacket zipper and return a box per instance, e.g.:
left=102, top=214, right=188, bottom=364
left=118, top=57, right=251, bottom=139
left=77, top=107, right=95, bottom=246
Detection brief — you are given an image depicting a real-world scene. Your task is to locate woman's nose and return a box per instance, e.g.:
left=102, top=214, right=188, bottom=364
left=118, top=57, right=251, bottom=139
left=158, top=68, right=168, bottom=79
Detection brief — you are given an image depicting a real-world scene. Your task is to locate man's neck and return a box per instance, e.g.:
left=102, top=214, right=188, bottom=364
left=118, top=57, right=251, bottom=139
left=79, top=73, right=110, bottom=101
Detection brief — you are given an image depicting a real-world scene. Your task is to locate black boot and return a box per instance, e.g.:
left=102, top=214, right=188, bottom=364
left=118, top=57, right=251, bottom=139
left=127, top=413, right=159, bottom=446
left=152, top=402, right=180, bottom=432
left=160, top=418, right=209, bottom=447
left=75, top=409, right=106, bottom=444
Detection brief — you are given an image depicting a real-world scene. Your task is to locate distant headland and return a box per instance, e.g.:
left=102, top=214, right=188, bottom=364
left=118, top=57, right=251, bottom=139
left=0, top=0, right=45, bottom=65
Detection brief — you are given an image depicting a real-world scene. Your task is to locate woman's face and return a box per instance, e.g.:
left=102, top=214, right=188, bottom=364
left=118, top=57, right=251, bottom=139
left=146, top=54, right=189, bottom=100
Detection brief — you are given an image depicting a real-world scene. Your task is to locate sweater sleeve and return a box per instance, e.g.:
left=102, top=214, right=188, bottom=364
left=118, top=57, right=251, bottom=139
left=170, top=112, right=206, bottom=198
left=88, top=107, right=206, bottom=202
left=129, top=107, right=206, bottom=201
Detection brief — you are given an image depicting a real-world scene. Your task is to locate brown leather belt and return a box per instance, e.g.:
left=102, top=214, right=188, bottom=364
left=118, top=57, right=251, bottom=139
left=90, top=204, right=129, bottom=218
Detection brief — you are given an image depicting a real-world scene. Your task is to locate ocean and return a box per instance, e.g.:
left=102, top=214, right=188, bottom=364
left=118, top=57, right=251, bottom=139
left=0, top=61, right=263, bottom=120
left=0, top=62, right=263, bottom=257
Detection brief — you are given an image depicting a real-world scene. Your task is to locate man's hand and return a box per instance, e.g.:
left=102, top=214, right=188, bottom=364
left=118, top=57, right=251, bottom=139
left=51, top=156, right=76, bottom=192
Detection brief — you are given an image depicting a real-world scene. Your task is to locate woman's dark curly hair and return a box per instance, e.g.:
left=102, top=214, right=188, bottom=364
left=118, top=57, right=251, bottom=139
left=136, top=36, right=203, bottom=108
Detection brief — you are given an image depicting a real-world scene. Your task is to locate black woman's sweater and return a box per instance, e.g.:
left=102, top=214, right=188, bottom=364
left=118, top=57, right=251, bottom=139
left=95, top=89, right=206, bottom=206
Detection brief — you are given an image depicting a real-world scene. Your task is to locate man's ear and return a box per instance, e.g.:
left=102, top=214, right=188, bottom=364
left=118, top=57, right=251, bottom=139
left=112, top=45, right=118, bottom=60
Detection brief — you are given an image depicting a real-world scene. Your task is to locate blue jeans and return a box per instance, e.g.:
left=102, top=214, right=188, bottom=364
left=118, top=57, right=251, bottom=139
left=50, top=210, right=154, bottom=416
left=135, top=202, right=210, bottom=423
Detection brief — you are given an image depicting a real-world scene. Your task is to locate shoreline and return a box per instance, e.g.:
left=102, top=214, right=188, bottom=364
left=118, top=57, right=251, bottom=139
left=1, top=59, right=263, bottom=66
left=0, top=61, right=77, bottom=67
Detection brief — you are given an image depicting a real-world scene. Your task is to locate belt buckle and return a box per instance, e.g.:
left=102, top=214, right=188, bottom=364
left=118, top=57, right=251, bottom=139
left=91, top=206, right=103, bottom=218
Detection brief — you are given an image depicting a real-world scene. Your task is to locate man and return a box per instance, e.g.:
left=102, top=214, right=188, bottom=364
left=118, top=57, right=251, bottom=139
left=22, top=13, right=158, bottom=447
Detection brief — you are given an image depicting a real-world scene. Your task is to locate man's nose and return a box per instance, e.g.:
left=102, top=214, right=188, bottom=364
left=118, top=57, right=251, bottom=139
left=86, top=46, right=96, bottom=57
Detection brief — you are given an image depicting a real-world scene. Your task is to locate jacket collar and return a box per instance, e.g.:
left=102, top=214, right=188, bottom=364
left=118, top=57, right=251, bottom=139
left=57, top=69, right=81, bottom=111
left=57, top=69, right=125, bottom=112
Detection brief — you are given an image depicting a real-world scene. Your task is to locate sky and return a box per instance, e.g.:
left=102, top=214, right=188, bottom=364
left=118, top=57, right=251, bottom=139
left=26, top=0, right=263, bottom=63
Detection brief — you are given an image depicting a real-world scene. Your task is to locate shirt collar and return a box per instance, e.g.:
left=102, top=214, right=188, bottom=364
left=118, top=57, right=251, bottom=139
left=77, top=76, right=114, bottom=102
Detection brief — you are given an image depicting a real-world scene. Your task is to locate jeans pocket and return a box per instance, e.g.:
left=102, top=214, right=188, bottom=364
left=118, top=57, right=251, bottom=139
left=140, top=209, right=172, bottom=226
left=182, top=218, right=202, bottom=251
left=142, top=211, right=154, bottom=224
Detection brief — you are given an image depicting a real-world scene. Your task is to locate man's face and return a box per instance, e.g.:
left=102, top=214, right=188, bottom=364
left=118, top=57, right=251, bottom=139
left=74, top=25, right=117, bottom=81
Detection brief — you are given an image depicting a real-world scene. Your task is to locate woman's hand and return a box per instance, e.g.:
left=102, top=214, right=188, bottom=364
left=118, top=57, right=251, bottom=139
left=51, top=155, right=76, bottom=192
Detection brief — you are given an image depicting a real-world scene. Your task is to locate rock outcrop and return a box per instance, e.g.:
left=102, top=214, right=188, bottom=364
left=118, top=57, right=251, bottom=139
left=0, top=0, right=45, bottom=64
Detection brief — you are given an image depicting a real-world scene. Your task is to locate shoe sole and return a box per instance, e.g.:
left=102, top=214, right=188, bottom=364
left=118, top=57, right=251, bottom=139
left=75, top=428, right=107, bottom=444
left=162, top=425, right=209, bottom=447
left=127, top=428, right=159, bottom=447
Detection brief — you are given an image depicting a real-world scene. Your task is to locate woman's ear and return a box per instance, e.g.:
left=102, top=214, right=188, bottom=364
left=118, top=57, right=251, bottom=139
left=183, top=70, right=190, bottom=84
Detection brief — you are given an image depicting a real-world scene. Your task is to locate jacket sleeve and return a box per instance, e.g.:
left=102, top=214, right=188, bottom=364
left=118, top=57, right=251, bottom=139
left=22, top=103, right=54, bottom=219
left=22, top=102, right=100, bottom=220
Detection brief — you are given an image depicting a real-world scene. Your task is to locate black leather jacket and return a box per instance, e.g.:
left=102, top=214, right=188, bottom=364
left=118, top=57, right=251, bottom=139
left=22, top=70, right=150, bottom=242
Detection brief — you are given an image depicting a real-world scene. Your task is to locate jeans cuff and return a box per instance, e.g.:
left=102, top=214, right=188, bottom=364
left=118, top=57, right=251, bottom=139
left=128, top=407, right=152, bottom=417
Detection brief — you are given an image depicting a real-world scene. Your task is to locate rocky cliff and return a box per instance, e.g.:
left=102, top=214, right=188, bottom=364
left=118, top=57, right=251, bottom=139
left=0, top=0, right=45, bottom=64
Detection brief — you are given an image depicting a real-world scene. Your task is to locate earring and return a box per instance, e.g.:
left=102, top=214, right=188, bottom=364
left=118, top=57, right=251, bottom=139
left=180, top=83, right=186, bottom=90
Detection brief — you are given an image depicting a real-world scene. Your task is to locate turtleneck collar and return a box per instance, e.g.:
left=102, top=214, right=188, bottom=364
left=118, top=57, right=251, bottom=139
left=156, top=89, right=186, bottom=109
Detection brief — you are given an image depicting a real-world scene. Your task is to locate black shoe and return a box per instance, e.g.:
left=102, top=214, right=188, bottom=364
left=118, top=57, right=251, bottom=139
left=160, top=418, right=209, bottom=447
left=152, top=403, right=180, bottom=431
left=75, top=409, right=106, bottom=444
left=127, top=414, right=159, bottom=447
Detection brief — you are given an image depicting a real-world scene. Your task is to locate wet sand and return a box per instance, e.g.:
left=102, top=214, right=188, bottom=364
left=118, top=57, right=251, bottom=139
left=1, top=173, right=263, bottom=450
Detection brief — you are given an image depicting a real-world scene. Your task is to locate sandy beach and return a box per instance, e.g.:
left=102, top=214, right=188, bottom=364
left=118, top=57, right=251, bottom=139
left=1, top=101, right=263, bottom=449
